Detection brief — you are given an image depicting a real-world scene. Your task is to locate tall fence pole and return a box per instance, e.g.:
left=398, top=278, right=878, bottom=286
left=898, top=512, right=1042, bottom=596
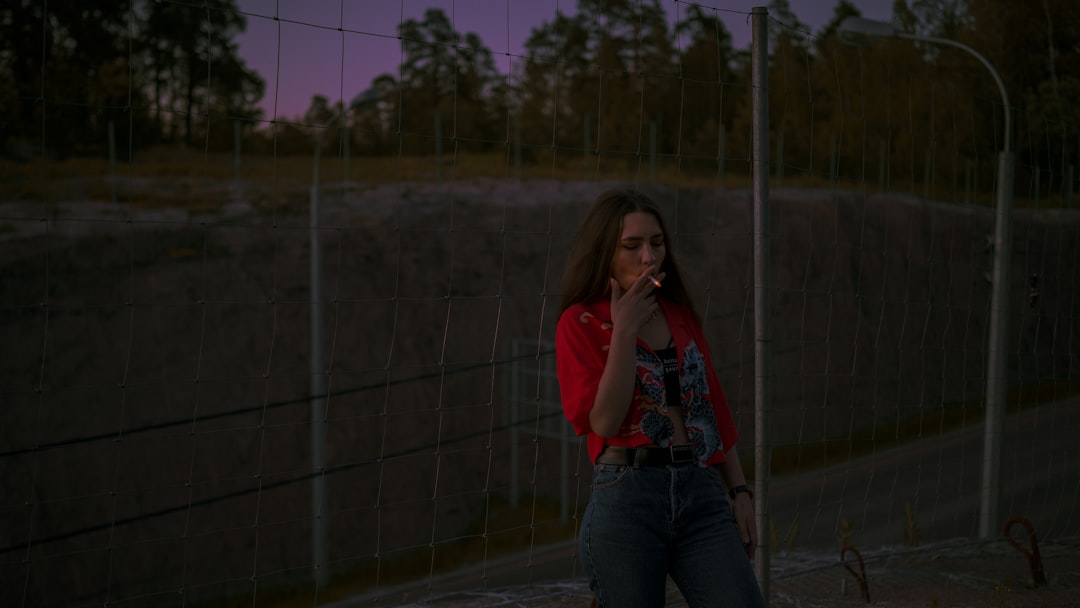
left=108, top=120, right=117, bottom=204
left=751, top=6, right=772, bottom=602
left=310, top=142, right=328, bottom=589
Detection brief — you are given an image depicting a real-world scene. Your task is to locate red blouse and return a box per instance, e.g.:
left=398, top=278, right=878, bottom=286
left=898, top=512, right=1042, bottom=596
left=555, top=297, right=740, bottom=466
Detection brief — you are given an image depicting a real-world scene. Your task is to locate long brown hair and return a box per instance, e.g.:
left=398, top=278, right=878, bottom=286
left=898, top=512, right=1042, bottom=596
left=559, top=188, right=699, bottom=322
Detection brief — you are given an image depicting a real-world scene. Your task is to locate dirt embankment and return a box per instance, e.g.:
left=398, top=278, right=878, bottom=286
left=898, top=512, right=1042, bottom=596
left=2, top=179, right=1077, bottom=605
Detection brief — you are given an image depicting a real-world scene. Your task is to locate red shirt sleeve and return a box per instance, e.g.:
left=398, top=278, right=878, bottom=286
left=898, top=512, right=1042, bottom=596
left=555, top=303, right=607, bottom=437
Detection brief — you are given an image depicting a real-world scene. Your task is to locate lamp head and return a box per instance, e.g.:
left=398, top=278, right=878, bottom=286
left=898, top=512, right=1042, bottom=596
left=838, top=16, right=899, bottom=46
left=351, top=88, right=380, bottom=109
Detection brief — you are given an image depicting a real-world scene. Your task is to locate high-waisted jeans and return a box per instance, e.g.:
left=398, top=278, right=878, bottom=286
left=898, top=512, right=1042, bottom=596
left=580, top=462, right=764, bottom=607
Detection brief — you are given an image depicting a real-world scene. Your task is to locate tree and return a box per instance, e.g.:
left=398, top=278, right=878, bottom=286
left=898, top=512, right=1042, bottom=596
left=966, top=0, right=1080, bottom=184
left=811, top=0, right=879, bottom=185
left=393, top=8, right=501, bottom=155
left=905, top=0, right=973, bottom=38
left=140, top=0, right=262, bottom=148
left=580, top=0, right=675, bottom=158
left=518, top=10, right=593, bottom=158
left=0, top=0, right=264, bottom=157
left=673, top=5, right=738, bottom=170
left=747, top=0, right=815, bottom=180
left=517, top=0, right=677, bottom=167
left=1, top=0, right=134, bottom=157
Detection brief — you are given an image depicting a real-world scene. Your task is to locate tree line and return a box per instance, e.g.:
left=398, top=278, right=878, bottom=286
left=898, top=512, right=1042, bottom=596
left=3, top=0, right=262, bottom=158
left=3, top=0, right=1078, bottom=197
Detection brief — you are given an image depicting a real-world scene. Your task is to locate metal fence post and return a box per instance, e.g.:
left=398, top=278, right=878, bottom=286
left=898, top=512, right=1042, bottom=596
left=751, top=6, right=772, bottom=602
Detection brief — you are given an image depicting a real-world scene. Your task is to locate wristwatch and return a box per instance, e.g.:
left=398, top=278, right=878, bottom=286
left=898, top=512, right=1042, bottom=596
left=729, top=484, right=753, bottom=500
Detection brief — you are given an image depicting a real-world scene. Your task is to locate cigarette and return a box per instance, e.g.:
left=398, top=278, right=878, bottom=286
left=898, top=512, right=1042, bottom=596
left=649, top=275, right=662, bottom=287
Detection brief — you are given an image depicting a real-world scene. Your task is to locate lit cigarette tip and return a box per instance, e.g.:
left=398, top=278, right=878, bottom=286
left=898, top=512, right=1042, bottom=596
left=649, top=275, right=662, bottom=287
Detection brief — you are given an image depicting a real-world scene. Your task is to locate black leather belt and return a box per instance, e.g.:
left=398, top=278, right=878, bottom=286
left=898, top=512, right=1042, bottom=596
left=596, top=444, right=696, bottom=467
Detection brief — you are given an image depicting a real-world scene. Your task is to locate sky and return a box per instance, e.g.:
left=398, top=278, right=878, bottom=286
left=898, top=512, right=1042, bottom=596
left=234, top=0, right=894, bottom=121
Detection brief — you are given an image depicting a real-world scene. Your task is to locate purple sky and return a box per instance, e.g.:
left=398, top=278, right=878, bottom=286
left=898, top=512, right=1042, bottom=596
left=235, top=1, right=893, bottom=121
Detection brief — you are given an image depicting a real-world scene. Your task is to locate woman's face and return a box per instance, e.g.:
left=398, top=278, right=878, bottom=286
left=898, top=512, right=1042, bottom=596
left=610, top=211, right=666, bottom=292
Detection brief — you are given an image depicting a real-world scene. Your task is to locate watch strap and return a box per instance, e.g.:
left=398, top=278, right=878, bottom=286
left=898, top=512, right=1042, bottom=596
left=729, top=484, right=753, bottom=500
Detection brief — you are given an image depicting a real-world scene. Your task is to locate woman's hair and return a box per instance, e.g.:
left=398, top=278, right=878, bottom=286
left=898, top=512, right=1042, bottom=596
left=559, top=188, right=699, bottom=322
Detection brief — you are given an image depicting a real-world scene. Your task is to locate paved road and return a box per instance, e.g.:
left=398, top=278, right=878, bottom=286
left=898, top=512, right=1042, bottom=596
left=767, top=397, right=1080, bottom=551
left=334, top=399, right=1080, bottom=606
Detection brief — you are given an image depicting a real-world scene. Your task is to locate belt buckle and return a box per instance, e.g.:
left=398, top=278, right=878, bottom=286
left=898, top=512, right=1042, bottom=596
left=669, top=444, right=695, bottom=464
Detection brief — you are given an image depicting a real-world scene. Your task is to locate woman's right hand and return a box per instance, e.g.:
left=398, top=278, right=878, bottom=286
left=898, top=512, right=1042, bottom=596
left=589, top=269, right=667, bottom=438
left=608, top=270, right=665, bottom=335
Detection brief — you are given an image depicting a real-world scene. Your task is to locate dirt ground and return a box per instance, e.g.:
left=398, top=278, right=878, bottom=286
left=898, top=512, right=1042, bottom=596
left=353, top=536, right=1080, bottom=607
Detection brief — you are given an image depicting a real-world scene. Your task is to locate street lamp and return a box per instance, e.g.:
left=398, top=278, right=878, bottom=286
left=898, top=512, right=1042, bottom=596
left=838, top=17, right=1014, bottom=540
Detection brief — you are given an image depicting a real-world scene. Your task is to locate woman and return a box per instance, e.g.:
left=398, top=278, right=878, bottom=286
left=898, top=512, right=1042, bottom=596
left=555, top=189, right=763, bottom=607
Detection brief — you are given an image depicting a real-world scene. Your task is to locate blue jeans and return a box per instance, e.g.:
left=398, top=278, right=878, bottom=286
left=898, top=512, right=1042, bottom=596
left=580, top=462, right=764, bottom=607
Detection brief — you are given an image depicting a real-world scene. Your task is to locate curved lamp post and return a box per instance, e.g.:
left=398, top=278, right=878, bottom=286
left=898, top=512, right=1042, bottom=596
left=838, top=17, right=1014, bottom=540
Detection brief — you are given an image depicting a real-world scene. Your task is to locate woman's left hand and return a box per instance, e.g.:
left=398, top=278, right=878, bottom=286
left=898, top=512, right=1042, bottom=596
left=732, top=493, right=758, bottom=558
